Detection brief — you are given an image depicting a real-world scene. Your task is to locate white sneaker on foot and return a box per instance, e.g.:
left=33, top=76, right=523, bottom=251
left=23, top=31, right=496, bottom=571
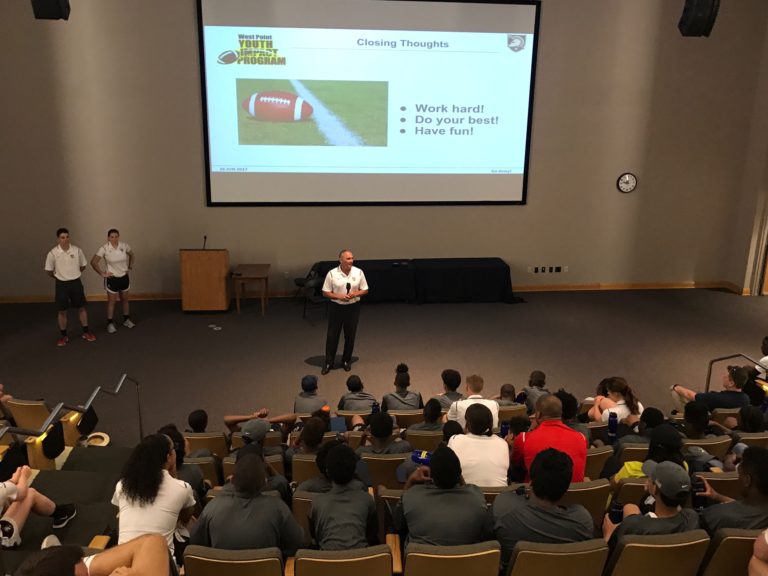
left=123, top=319, right=135, bottom=328
left=107, top=323, right=117, bottom=334
left=41, top=534, right=61, bottom=549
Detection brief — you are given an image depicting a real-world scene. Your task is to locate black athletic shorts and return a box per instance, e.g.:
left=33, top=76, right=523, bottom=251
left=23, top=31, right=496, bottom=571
left=105, top=274, right=130, bottom=294
left=55, top=279, right=87, bottom=311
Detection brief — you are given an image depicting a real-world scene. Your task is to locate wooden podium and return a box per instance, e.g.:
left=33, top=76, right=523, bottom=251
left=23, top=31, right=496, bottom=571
left=180, top=249, right=230, bottom=311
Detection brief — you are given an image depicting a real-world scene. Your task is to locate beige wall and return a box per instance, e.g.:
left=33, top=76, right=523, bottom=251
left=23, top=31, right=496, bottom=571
left=1, top=0, right=767, bottom=299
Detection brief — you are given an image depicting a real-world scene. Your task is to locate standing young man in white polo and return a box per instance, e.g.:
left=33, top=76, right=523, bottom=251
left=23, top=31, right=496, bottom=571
left=321, top=249, right=368, bottom=375
left=44, top=228, right=96, bottom=347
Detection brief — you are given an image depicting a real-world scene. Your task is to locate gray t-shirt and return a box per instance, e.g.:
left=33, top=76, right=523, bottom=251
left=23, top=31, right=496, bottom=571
left=700, top=500, right=768, bottom=535
left=397, top=484, right=494, bottom=547
left=432, top=391, right=464, bottom=411
left=189, top=485, right=304, bottom=554
left=382, top=391, right=423, bottom=411
left=356, top=439, right=412, bottom=457
left=407, top=421, right=443, bottom=432
left=522, top=386, right=550, bottom=414
left=294, top=392, right=328, bottom=414
left=493, top=492, right=593, bottom=567
left=311, top=483, right=377, bottom=550
left=297, top=476, right=367, bottom=493
left=338, top=391, right=377, bottom=411
left=609, top=509, right=700, bottom=549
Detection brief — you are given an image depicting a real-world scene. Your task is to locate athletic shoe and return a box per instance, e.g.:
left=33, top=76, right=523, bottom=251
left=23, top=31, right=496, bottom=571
left=52, top=504, right=77, bottom=529
left=107, top=323, right=117, bottom=334
left=56, top=336, right=69, bottom=347
left=123, top=319, right=135, bottom=329
left=0, top=519, right=20, bottom=549
left=82, top=332, right=96, bottom=342
left=41, top=534, right=61, bottom=549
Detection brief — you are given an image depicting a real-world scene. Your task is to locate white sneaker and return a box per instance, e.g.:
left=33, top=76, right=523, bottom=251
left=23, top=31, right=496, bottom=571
left=107, top=323, right=117, bottom=334
left=123, top=319, right=135, bottom=329
left=41, top=534, right=61, bottom=549
left=0, top=519, right=20, bottom=549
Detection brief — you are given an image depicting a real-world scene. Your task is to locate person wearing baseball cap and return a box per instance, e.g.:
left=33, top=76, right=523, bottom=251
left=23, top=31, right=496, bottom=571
left=293, top=375, right=328, bottom=414
left=603, top=460, right=700, bottom=549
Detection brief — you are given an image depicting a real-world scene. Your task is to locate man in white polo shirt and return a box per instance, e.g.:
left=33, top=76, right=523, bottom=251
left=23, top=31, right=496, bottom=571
left=447, top=374, right=499, bottom=429
left=44, top=228, right=96, bottom=347
left=321, top=249, right=368, bottom=375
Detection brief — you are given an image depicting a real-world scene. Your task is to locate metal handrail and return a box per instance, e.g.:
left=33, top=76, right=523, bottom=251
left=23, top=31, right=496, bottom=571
left=705, top=354, right=759, bottom=391
left=0, top=402, right=65, bottom=441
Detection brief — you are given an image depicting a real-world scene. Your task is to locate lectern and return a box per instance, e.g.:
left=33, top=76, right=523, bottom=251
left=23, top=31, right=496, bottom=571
left=180, top=249, right=230, bottom=311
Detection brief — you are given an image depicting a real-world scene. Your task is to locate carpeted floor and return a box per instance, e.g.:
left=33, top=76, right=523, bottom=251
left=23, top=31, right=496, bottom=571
left=2, top=289, right=767, bottom=447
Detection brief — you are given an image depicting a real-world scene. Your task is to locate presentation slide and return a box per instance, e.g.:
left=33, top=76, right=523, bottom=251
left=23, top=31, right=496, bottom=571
left=198, top=0, right=540, bottom=205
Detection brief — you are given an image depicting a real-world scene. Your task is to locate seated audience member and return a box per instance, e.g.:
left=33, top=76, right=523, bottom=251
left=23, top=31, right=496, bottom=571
left=751, top=529, right=768, bottom=576
left=494, top=383, right=519, bottom=406
left=512, top=395, right=587, bottom=482
left=442, top=420, right=464, bottom=442
left=405, top=398, right=443, bottom=432
left=603, top=460, right=699, bottom=549
left=554, top=388, right=590, bottom=444
left=739, top=405, right=767, bottom=433
left=294, top=375, right=328, bottom=413
left=0, top=466, right=75, bottom=549
left=112, top=434, right=196, bottom=555
left=224, top=407, right=271, bottom=439
left=588, top=377, right=644, bottom=423
left=297, top=439, right=366, bottom=493
left=446, top=374, right=500, bottom=429
left=698, top=446, right=768, bottom=534
left=611, top=423, right=686, bottom=484
left=157, top=424, right=206, bottom=508
left=672, top=365, right=750, bottom=412
left=356, top=412, right=412, bottom=456
left=676, top=401, right=717, bottom=439
left=397, top=446, right=493, bottom=547
left=494, top=449, right=593, bottom=570
left=431, top=368, right=465, bottom=411
left=15, top=533, right=170, bottom=576
left=599, top=408, right=666, bottom=479
left=744, top=379, right=767, bottom=408
left=448, top=404, right=509, bottom=486
left=756, top=337, right=768, bottom=380
left=382, top=363, right=424, bottom=411
left=338, top=375, right=378, bottom=411
left=286, top=416, right=327, bottom=478
left=519, top=370, right=550, bottom=415
left=190, top=453, right=303, bottom=555
left=187, top=409, right=208, bottom=433
left=311, top=444, right=378, bottom=550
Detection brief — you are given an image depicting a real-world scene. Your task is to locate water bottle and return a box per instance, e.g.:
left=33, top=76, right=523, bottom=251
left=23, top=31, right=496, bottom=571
left=607, top=412, right=618, bottom=444
left=608, top=500, right=624, bottom=523
left=499, top=421, right=511, bottom=438
left=691, top=477, right=707, bottom=511
left=411, top=450, right=432, bottom=466
left=371, top=401, right=380, bottom=414
left=515, top=391, right=527, bottom=404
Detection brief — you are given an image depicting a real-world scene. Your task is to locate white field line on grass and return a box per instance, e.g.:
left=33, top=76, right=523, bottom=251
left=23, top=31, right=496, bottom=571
left=290, top=79, right=364, bottom=146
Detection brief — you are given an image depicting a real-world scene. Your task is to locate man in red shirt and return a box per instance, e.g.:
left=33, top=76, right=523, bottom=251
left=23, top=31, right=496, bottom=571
left=511, top=395, right=587, bottom=482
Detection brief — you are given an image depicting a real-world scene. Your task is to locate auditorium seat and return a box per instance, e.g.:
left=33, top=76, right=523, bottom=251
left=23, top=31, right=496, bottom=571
left=682, top=437, right=732, bottom=461
left=711, top=408, right=741, bottom=427
left=604, top=530, right=710, bottom=576
left=186, top=455, right=219, bottom=487
left=612, top=478, right=648, bottom=508
left=617, top=444, right=648, bottom=464
left=294, top=544, right=393, bottom=576
left=223, top=455, right=235, bottom=480
left=264, top=431, right=284, bottom=448
left=404, top=541, right=500, bottom=576
left=559, top=479, right=612, bottom=535
left=184, top=545, right=283, bottom=576
left=696, top=471, right=741, bottom=501
left=265, top=453, right=285, bottom=477
left=337, top=410, right=372, bottom=428
left=404, top=430, right=442, bottom=452
left=361, top=454, right=407, bottom=494
left=389, top=411, right=424, bottom=429
left=6, top=398, right=50, bottom=430
left=587, top=423, right=609, bottom=445
left=584, top=445, right=613, bottom=480
left=497, top=405, right=527, bottom=422
left=291, top=490, right=315, bottom=547
left=184, top=432, right=229, bottom=459
left=735, top=432, right=768, bottom=448
left=507, top=539, right=608, bottom=576
left=292, top=453, right=319, bottom=485
left=698, top=528, right=762, bottom=576
left=479, top=484, right=520, bottom=505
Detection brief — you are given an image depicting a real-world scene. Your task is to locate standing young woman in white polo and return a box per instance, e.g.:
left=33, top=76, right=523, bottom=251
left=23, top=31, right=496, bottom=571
left=90, top=228, right=135, bottom=333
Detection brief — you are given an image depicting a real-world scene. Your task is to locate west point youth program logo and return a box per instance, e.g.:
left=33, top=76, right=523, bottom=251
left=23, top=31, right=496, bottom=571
left=217, top=34, right=286, bottom=65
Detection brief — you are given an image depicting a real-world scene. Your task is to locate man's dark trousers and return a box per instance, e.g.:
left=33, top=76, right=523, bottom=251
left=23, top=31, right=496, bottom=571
left=325, top=302, right=360, bottom=366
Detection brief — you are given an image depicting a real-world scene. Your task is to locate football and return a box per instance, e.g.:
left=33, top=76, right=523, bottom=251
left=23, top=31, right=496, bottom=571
left=241, top=91, right=314, bottom=122
left=217, top=50, right=238, bottom=64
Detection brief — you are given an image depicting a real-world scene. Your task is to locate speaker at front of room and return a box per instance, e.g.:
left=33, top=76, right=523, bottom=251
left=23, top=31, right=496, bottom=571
left=678, top=0, right=720, bottom=37
left=31, top=0, right=70, bottom=20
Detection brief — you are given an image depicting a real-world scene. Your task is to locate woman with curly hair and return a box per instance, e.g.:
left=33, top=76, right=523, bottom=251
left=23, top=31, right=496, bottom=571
left=588, top=377, right=644, bottom=423
left=111, top=434, right=196, bottom=555
left=382, top=363, right=424, bottom=412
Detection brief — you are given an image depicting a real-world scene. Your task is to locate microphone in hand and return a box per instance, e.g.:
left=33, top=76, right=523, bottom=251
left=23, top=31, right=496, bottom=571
left=346, top=282, right=351, bottom=297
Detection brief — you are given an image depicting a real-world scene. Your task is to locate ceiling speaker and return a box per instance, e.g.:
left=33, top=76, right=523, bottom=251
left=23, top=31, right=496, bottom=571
left=678, top=0, right=720, bottom=37
left=31, top=0, right=70, bottom=20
